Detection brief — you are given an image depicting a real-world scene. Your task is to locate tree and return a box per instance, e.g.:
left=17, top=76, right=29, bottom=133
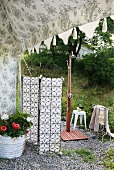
left=85, top=17, right=114, bottom=49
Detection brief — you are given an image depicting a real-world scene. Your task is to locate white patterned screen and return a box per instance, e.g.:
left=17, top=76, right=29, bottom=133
left=0, top=54, right=16, bottom=113
left=22, top=76, right=62, bottom=153
left=23, top=76, right=39, bottom=143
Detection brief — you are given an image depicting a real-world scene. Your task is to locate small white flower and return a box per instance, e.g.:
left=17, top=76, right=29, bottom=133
left=59, top=151, right=63, bottom=156
left=1, top=114, right=9, bottom=120
left=27, top=117, right=33, bottom=123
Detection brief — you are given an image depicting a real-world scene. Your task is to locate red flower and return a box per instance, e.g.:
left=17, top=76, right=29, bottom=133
left=26, top=129, right=29, bottom=134
left=12, top=122, right=16, bottom=127
left=12, top=123, right=20, bottom=130
left=1, top=126, right=7, bottom=131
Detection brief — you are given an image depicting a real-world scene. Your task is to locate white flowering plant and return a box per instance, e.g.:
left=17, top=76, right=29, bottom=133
left=0, top=111, right=33, bottom=138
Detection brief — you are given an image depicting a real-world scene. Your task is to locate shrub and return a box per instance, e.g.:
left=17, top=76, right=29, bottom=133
left=76, top=47, right=114, bottom=88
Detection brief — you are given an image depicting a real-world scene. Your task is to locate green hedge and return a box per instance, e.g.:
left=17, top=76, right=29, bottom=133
left=73, top=47, right=114, bottom=88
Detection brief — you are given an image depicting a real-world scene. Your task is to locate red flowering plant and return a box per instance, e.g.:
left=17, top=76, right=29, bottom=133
left=0, top=111, right=33, bottom=138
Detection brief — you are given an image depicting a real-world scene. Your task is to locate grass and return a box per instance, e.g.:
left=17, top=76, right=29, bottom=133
left=22, top=63, right=114, bottom=131
left=74, top=148, right=95, bottom=163
left=99, top=135, right=114, bottom=143
left=62, top=72, right=114, bottom=131
left=104, top=147, right=114, bottom=170
left=61, top=149, right=74, bottom=156
left=61, top=148, right=95, bottom=163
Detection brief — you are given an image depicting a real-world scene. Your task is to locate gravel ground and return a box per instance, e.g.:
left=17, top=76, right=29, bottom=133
left=0, top=121, right=113, bottom=170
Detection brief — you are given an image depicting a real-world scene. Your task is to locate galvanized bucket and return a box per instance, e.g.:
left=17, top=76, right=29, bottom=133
left=0, top=135, right=26, bottom=159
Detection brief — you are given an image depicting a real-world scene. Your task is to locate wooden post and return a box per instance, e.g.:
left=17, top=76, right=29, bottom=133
left=66, top=54, right=72, bottom=132
left=17, top=55, right=22, bottom=111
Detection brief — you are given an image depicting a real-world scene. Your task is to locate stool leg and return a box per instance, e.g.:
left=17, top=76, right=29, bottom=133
left=74, top=115, right=78, bottom=129
left=80, top=115, right=83, bottom=125
left=84, top=114, right=86, bottom=129
left=71, top=112, right=74, bottom=123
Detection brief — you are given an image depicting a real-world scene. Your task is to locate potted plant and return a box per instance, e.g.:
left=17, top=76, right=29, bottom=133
left=0, top=111, right=33, bottom=159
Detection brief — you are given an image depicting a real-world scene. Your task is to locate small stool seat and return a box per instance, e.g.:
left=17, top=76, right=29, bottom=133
left=71, top=110, right=86, bottom=129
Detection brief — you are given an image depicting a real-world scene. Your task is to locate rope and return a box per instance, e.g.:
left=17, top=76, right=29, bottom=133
left=22, top=55, right=32, bottom=76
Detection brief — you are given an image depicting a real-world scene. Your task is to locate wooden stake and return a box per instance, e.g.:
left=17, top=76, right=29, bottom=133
left=66, top=54, right=72, bottom=132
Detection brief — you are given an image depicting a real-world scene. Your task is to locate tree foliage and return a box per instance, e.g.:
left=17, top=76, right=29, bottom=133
left=85, top=17, right=114, bottom=49
left=75, top=47, right=114, bottom=88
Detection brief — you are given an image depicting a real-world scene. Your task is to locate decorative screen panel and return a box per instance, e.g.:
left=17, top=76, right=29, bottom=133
left=23, top=76, right=39, bottom=143
left=39, top=78, right=62, bottom=154
left=22, top=76, right=62, bottom=153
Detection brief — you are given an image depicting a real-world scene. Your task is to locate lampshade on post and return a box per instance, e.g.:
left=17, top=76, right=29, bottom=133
left=39, top=43, right=46, bottom=52
left=70, top=51, right=76, bottom=59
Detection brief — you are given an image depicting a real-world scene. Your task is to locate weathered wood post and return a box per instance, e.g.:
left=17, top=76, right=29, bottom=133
left=66, top=54, right=72, bottom=132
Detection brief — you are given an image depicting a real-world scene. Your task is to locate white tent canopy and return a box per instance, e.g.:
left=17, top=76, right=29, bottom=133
left=0, top=0, right=114, bottom=55
left=0, top=0, right=114, bottom=113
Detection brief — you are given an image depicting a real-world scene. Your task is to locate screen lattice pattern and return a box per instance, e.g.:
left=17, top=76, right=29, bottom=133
left=23, top=76, right=39, bottom=143
left=22, top=76, right=62, bottom=153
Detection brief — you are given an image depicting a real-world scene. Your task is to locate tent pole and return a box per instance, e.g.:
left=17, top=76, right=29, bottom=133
left=66, top=54, right=72, bottom=132
left=17, top=55, right=22, bottom=112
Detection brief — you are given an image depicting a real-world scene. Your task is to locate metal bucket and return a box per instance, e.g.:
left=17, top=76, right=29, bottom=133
left=0, top=135, right=25, bottom=159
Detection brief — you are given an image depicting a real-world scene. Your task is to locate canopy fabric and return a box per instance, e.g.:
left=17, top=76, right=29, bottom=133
left=0, top=0, right=114, bottom=55
left=79, top=20, right=100, bottom=39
